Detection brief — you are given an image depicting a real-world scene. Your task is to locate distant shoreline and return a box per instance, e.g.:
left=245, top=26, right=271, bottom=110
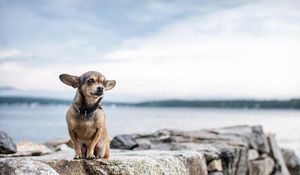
left=0, top=96, right=299, bottom=109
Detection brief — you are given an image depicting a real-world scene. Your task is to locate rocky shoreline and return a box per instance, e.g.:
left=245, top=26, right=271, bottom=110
left=1, top=125, right=300, bottom=175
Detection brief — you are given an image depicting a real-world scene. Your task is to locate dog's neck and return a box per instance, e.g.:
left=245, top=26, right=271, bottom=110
left=73, top=90, right=102, bottom=117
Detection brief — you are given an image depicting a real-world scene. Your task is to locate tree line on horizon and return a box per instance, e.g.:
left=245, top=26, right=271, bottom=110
left=0, top=96, right=299, bottom=109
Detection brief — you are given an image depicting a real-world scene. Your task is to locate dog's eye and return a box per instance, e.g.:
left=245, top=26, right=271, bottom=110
left=87, top=79, right=94, bottom=84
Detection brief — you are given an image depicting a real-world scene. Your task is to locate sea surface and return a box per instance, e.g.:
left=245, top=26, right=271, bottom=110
left=0, top=104, right=299, bottom=155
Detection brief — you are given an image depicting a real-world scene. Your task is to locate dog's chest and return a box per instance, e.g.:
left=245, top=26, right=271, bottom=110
left=74, top=119, right=100, bottom=141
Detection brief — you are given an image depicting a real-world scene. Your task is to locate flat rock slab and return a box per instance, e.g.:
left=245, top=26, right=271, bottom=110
left=1, top=150, right=208, bottom=175
left=48, top=150, right=208, bottom=175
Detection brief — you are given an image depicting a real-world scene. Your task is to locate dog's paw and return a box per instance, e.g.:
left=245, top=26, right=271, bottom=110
left=73, top=155, right=83, bottom=160
left=95, top=155, right=102, bottom=159
left=87, top=155, right=96, bottom=160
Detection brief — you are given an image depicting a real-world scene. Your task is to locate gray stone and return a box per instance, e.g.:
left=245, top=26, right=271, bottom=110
left=0, top=126, right=296, bottom=175
left=0, top=159, right=58, bottom=175
left=251, top=125, right=270, bottom=153
left=281, top=148, right=300, bottom=175
left=171, top=143, right=220, bottom=162
left=110, top=135, right=138, bottom=150
left=209, top=125, right=270, bottom=153
left=44, top=138, right=69, bottom=150
left=130, top=126, right=255, bottom=175
left=0, top=141, right=53, bottom=158
left=208, top=172, right=224, bottom=175
left=0, top=131, right=17, bottom=154
left=248, top=157, right=275, bottom=175
left=133, top=142, right=151, bottom=150
left=215, top=144, right=248, bottom=175
left=267, top=134, right=290, bottom=175
left=207, top=159, right=222, bottom=172
left=248, top=149, right=259, bottom=160
left=46, top=150, right=208, bottom=175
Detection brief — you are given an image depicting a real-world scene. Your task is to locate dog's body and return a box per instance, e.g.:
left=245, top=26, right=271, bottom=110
left=59, top=71, right=116, bottom=160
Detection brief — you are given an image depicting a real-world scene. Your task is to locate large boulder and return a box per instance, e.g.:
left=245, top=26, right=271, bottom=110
left=110, top=135, right=139, bottom=150
left=3, top=150, right=207, bottom=175
left=0, top=159, right=58, bottom=175
left=0, top=131, right=17, bottom=154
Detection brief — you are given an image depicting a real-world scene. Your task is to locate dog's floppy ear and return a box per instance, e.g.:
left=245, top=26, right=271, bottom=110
left=104, top=80, right=116, bottom=90
left=59, top=74, right=80, bottom=88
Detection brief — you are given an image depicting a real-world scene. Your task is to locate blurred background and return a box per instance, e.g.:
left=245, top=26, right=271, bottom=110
left=0, top=0, right=299, bottom=155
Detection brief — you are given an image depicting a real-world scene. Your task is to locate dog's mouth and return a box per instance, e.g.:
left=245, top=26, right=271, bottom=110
left=90, top=92, right=103, bottom=97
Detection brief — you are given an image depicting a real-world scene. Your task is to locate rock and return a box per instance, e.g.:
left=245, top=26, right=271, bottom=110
left=133, top=142, right=151, bottom=150
left=215, top=144, right=248, bottom=175
left=251, top=125, right=270, bottom=153
left=208, top=172, right=224, bottom=175
left=1, top=125, right=294, bottom=175
left=16, top=141, right=53, bottom=156
left=46, top=150, right=208, bottom=175
left=207, top=159, right=222, bottom=172
left=281, top=148, right=300, bottom=175
left=0, top=131, right=17, bottom=154
left=248, top=149, right=259, bottom=160
left=0, top=141, right=53, bottom=158
left=56, top=144, right=73, bottom=152
left=34, top=144, right=74, bottom=161
left=267, top=134, right=290, bottom=175
left=248, top=157, right=275, bottom=175
left=0, top=159, right=58, bottom=175
left=110, top=135, right=139, bottom=150
left=171, top=143, right=220, bottom=162
left=120, top=126, right=264, bottom=175
left=209, top=125, right=270, bottom=153
left=45, top=138, right=69, bottom=150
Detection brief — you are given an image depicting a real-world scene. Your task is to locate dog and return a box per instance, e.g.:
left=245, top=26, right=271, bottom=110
left=59, top=71, right=116, bottom=160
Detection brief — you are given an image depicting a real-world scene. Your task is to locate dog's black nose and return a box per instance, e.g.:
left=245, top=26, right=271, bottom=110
left=97, top=87, right=103, bottom=92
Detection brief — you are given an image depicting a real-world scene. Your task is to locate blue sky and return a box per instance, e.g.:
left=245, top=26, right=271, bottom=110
left=0, top=0, right=299, bottom=102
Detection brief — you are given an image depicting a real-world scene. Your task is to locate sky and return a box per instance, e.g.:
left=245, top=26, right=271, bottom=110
left=0, top=0, right=300, bottom=102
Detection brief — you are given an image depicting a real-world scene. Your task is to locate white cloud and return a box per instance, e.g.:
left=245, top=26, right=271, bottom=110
left=0, top=50, right=25, bottom=59
left=101, top=0, right=300, bottom=100
left=0, top=0, right=299, bottom=101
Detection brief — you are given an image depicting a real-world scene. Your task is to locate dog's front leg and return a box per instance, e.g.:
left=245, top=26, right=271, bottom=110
left=87, top=128, right=102, bottom=159
left=68, top=129, right=83, bottom=159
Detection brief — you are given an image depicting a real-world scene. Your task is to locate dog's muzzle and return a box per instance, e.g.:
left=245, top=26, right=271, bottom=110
left=91, top=87, right=103, bottom=96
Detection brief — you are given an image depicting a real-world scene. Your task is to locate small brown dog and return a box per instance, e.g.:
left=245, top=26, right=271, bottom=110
left=59, top=71, right=116, bottom=160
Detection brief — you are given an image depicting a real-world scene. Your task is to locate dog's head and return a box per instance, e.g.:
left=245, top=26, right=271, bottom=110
left=59, top=71, right=116, bottom=99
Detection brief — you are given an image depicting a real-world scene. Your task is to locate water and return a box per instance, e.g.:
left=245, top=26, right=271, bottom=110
left=0, top=105, right=300, bottom=155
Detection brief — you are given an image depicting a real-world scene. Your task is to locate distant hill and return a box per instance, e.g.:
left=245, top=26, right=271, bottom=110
left=0, top=86, right=16, bottom=91
left=0, top=96, right=126, bottom=106
left=135, top=99, right=300, bottom=109
left=0, top=96, right=71, bottom=105
left=0, top=96, right=299, bottom=109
